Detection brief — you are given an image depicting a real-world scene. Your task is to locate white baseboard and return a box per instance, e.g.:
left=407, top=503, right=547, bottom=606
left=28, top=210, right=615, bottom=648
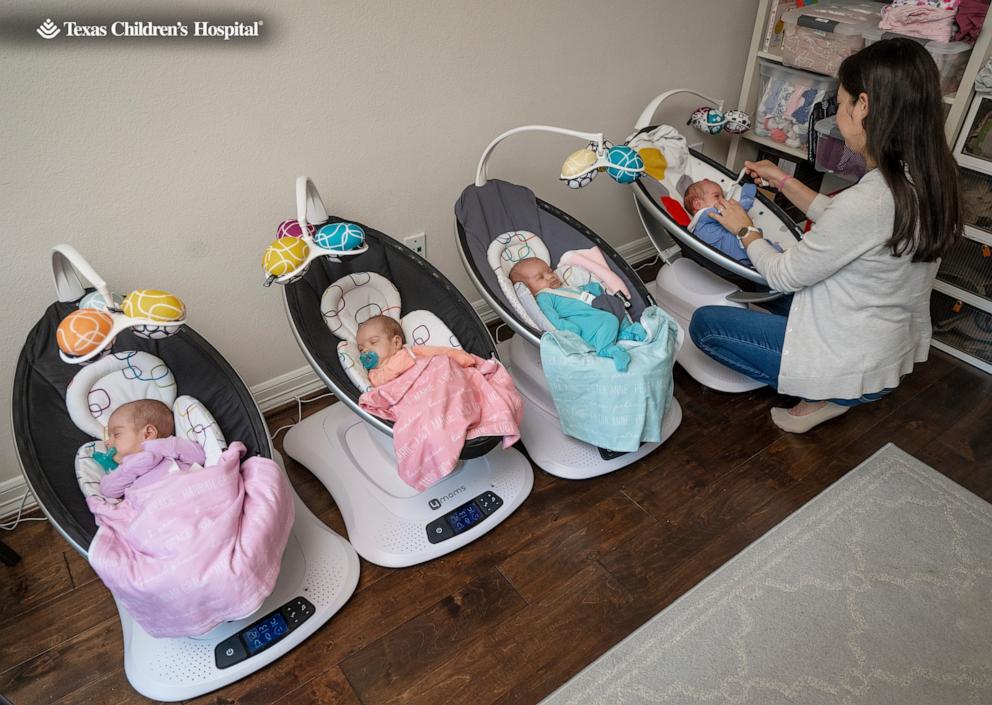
left=0, top=475, right=36, bottom=522
left=250, top=365, right=328, bottom=412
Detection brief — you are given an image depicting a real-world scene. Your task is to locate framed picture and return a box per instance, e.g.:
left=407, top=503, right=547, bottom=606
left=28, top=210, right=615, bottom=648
left=955, top=94, right=992, bottom=173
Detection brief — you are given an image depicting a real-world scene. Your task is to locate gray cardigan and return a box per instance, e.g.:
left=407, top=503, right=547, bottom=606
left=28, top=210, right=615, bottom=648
left=747, top=169, right=938, bottom=400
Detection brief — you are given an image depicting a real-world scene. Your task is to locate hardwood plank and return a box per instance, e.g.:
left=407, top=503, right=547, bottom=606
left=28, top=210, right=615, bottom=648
left=371, top=563, right=642, bottom=705
left=269, top=666, right=361, bottom=705
left=0, top=578, right=117, bottom=675
left=339, top=569, right=526, bottom=704
left=0, top=520, right=76, bottom=626
left=51, top=667, right=160, bottom=705
left=0, top=618, right=124, bottom=705
left=496, top=491, right=657, bottom=602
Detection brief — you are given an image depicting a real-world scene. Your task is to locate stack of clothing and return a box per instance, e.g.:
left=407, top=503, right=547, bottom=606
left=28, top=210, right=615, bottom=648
left=879, top=0, right=988, bottom=45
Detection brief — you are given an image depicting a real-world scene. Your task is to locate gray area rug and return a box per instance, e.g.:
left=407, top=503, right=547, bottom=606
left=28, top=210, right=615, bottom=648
left=541, top=444, right=992, bottom=705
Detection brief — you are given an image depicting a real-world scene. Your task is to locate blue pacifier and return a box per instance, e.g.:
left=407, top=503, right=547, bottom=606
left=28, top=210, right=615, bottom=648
left=359, top=351, right=379, bottom=370
left=93, top=447, right=119, bottom=473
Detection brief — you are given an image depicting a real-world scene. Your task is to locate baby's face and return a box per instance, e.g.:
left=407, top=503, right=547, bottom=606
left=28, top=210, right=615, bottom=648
left=106, top=409, right=157, bottom=462
left=356, top=321, right=403, bottom=368
left=693, top=180, right=723, bottom=209
left=516, top=260, right=562, bottom=295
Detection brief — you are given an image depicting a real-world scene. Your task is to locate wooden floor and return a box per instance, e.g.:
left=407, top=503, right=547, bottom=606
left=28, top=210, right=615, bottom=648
left=2, top=344, right=990, bottom=705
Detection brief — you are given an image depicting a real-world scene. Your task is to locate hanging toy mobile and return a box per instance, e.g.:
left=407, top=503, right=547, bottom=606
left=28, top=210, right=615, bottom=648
left=52, top=246, right=187, bottom=365
left=687, top=106, right=752, bottom=135
left=262, top=176, right=369, bottom=286
left=559, top=139, right=645, bottom=189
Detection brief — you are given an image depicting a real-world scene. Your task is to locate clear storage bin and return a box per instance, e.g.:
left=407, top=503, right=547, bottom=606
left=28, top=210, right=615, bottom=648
left=813, top=116, right=866, bottom=179
left=938, top=236, right=992, bottom=303
left=754, top=61, right=837, bottom=150
left=960, top=167, right=992, bottom=236
left=927, top=41, right=971, bottom=96
left=930, top=290, right=992, bottom=365
left=863, top=28, right=971, bottom=96
left=782, top=1, right=880, bottom=76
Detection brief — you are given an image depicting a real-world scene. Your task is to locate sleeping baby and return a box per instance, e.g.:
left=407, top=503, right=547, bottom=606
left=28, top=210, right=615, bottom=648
left=356, top=315, right=476, bottom=386
left=100, top=399, right=205, bottom=499
left=509, top=258, right=646, bottom=372
left=683, top=179, right=780, bottom=265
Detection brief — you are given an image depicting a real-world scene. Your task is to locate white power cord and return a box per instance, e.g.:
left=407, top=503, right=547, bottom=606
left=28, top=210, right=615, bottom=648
left=1, top=489, right=47, bottom=531
left=634, top=255, right=660, bottom=273
left=270, top=391, right=336, bottom=439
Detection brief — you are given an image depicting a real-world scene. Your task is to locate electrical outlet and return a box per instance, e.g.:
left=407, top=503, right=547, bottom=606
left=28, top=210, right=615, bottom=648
left=404, top=232, right=426, bottom=257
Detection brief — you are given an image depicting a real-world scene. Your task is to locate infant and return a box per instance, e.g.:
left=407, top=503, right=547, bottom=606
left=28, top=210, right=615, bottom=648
left=356, top=315, right=476, bottom=387
left=99, top=399, right=205, bottom=499
left=508, top=258, right=645, bottom=372
left=683, top=179, right=781, bottom=265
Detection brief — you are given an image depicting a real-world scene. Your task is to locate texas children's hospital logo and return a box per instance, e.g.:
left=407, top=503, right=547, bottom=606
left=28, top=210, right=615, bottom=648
left=35, top=17, right=262, bottom=41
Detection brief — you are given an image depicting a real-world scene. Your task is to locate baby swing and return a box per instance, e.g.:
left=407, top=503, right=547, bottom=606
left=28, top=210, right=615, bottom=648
left=265, top=177, right=532, bottom=568
left=12, top=246, right=359, bottom=702
left=455, top=126, right=684, bottom=479
left=627, top=89, right=806, bottom=392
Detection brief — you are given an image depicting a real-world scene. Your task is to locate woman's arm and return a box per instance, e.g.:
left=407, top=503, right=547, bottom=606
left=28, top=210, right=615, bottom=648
left=711, top=189, right=879, bottom=293
left=744, top=160, right=823, bottom=215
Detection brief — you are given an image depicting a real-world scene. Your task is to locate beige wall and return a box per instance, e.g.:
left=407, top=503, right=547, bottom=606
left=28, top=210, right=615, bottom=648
left=1, top=0, right=758, bottom=487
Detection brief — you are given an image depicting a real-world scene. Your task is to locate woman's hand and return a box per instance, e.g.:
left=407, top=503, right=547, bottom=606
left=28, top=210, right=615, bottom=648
left=744, top=159, right=788, bottom=189
left=710, top=196, right=753, bottom=234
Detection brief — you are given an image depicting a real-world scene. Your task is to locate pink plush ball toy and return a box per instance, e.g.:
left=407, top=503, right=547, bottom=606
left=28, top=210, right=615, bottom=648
left=276, top=219, right=316, bottom=239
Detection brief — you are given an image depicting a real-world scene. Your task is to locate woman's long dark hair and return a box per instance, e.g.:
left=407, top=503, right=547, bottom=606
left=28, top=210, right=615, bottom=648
left=837, top=38, right=962, bottom=262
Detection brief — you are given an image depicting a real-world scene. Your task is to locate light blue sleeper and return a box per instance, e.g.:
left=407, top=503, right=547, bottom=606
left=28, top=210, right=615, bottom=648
left=535, top=282, right=645, bottom=371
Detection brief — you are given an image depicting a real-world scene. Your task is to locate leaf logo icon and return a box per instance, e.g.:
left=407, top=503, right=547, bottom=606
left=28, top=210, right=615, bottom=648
left=37, top=19, right=61, bottom=39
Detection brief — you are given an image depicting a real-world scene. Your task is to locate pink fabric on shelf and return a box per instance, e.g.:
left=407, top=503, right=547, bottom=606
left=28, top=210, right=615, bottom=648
left=558, top=247, right=631, bottom=298
left=954, top=0, right=990, bottom=43
left=879, top=4, right=956, bottom=41
left=890, top=0, right=960, bottom=9
left=88, top=442, right=294, bottom=638
left=359, top=354, right=522, bottom=492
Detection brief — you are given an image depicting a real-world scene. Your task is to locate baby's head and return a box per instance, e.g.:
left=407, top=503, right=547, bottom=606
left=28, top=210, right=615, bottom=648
left=356, top=315, right=405, bottom=369
left=508, top=257, right=562, bottom=295
left=683, top=179, right=723, bottom=215
left=107, top=399, right=174, bottom=461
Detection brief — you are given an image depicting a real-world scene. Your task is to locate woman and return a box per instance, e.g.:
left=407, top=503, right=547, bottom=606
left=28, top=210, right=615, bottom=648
left=689, top=38, right=961, bottom=433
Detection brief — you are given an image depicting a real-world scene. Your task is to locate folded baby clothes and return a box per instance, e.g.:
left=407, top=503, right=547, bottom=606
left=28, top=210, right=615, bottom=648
left=889, top=0, right=960, bottom=9
left=955, top=0, right=991, bottom=43
left=880, top=4, right=956, bottom=42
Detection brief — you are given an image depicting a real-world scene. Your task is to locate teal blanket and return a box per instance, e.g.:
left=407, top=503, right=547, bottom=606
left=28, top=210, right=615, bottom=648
left=539, top=305, right=679, bottom=452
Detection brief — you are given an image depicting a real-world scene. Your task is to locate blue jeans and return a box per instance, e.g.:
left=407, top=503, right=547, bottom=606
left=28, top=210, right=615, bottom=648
left=688, top=299, right=890, bottom=406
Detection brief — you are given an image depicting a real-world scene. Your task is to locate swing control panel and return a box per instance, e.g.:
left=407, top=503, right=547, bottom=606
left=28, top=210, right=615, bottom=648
left=425, top=491, right=503, bottom=544
left=214, top=596, right=315, bottom=669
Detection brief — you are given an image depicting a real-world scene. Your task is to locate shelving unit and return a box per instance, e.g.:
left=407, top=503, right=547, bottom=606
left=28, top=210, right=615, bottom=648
left=728, top=0, right=992, bottom=167
left=728, top=0, right=992, bottom=375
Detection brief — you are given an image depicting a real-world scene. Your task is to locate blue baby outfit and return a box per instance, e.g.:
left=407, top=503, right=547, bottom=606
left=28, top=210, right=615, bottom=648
left=536, top=282, right=645, bottom=371
left=691, top=183, right=756, bottom=264
left=690, top=184, right=782, bottom=265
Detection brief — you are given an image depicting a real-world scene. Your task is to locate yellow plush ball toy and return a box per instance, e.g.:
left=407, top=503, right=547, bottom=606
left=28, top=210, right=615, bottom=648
left=57, top=309, right=114, bottom=356
left=122, top=289, right=186, bottom=322
left=262, top=236, right=310, bottom=277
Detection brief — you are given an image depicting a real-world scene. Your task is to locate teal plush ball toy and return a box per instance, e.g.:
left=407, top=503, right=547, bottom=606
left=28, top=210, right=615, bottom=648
left=314, top=222, right=366, bottom=251
left=606, top=145, right=644, bottom=184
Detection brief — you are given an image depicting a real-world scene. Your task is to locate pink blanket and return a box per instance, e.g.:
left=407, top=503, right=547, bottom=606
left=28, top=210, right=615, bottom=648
left=359, top=354, right=523, bottom=491
left=559, top=246, right=631, bottom=298
left=88, top=442, right=294, bottom=638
